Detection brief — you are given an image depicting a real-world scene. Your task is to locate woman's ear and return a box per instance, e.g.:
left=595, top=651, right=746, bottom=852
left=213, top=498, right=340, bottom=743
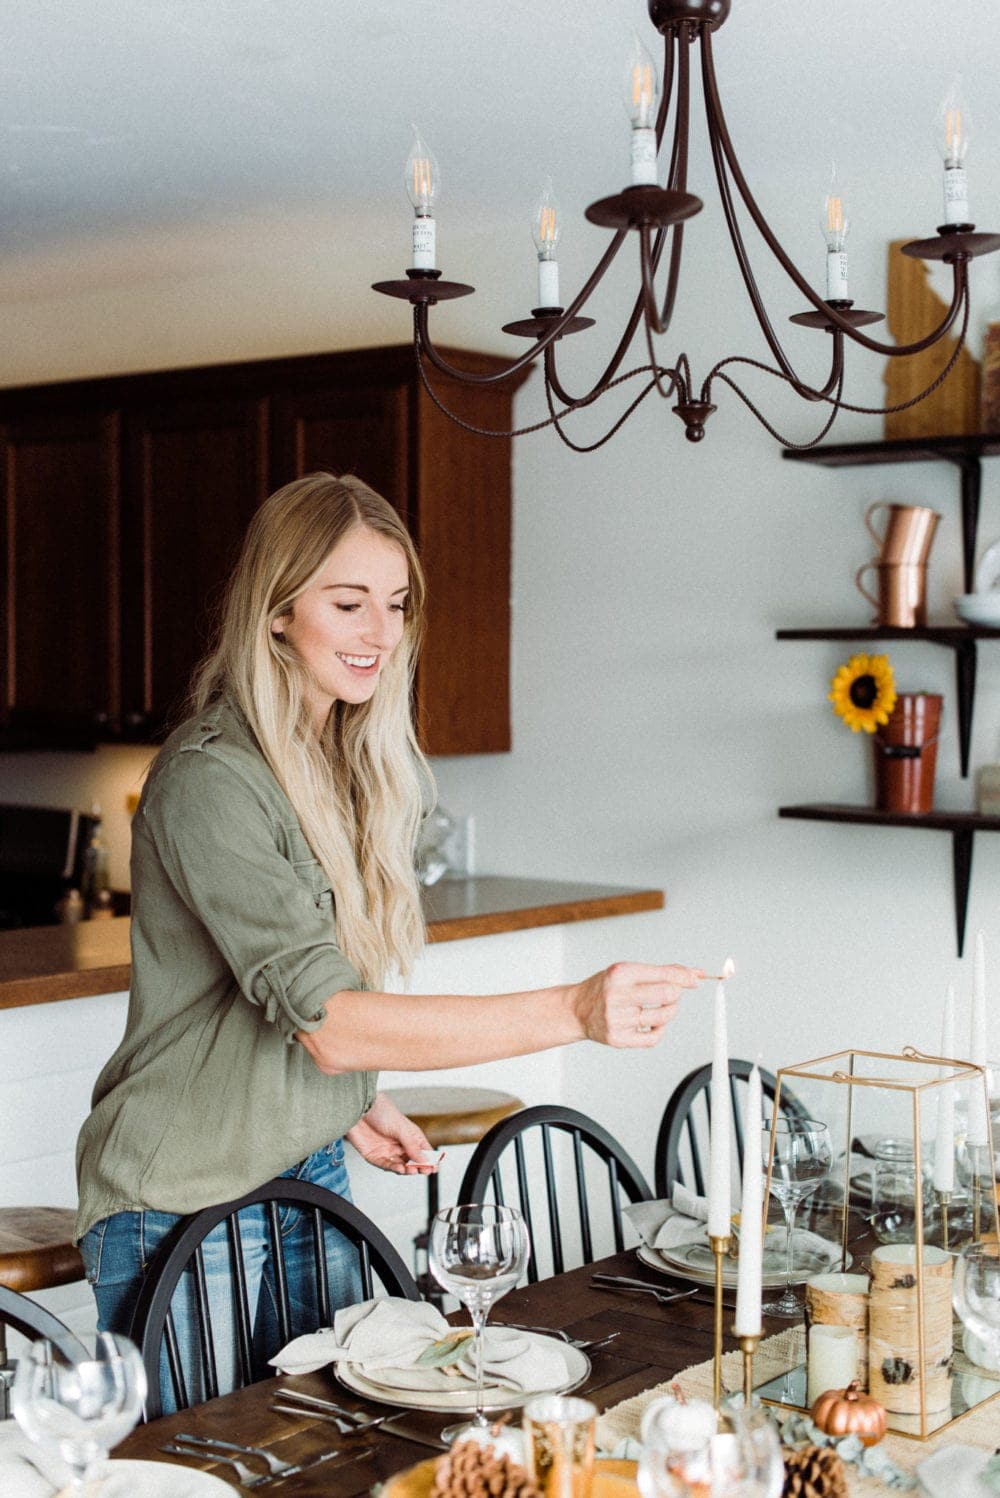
left=270, top=614, right=288, bottom=640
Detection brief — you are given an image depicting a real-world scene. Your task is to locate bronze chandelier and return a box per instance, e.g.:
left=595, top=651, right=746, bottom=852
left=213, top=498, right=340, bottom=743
left=373, top=0, right=1000, bottom=451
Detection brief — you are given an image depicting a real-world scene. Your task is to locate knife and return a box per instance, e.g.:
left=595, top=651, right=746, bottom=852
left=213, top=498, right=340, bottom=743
left=271, top=1401, right=448, bottom=1452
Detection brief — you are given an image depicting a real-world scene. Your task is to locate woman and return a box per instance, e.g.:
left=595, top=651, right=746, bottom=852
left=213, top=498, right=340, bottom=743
left=75, top=472, right=701, bottom=1376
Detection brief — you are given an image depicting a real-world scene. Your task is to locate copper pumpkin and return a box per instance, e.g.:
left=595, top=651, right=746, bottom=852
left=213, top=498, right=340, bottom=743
left=809, top=1382, right=887, bottom=1447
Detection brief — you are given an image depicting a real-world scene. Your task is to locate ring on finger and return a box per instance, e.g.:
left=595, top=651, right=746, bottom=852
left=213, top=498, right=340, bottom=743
left=636, top=1022, right=652, bottom=1034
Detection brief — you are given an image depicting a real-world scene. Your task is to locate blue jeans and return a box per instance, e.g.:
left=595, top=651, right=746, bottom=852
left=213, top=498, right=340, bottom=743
left=79, top=1142, right=361, bottom=1412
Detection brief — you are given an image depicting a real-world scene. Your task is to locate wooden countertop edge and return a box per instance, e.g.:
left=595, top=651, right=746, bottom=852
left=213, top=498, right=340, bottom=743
left=0, top=886, right=665, bottom=1010
left=424, top=887, right=664, bottom=943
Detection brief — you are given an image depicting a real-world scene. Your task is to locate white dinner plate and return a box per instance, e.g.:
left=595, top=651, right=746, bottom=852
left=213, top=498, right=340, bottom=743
left=638, top=1230, right=849, bottom=1289
left=335, top=1332, right=589, bottom=1413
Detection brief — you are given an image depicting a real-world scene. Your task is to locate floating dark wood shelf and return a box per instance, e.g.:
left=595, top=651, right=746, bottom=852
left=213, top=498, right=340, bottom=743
left=779, top=803, right=1000, bottom=955
left=782, top=432, right=1000, bottom=593
left=775, top=624, right=1000, bottom=778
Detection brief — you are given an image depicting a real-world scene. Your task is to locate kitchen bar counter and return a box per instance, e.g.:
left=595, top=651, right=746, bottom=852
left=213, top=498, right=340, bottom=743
left=0, top=877, right=663, bottom=1010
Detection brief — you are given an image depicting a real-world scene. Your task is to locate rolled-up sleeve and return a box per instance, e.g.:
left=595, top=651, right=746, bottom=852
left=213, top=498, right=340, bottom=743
left=142, top=747, right=363, bottom=1041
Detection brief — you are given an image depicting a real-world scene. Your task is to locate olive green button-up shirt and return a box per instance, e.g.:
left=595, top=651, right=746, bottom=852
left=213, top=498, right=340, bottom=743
left=75, top=698, right=377, bottom=1241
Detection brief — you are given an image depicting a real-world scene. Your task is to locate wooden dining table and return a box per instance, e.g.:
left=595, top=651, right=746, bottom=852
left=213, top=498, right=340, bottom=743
left=113, top=1249, right=788, bottom=1495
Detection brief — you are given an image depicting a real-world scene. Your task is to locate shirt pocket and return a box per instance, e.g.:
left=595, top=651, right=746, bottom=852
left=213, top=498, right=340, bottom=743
left=284, top=825, right=334, bottom=913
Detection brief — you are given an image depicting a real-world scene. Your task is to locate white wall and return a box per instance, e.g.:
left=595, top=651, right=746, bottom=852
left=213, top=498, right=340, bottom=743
left=2, top=0, right=1000, bottom=1275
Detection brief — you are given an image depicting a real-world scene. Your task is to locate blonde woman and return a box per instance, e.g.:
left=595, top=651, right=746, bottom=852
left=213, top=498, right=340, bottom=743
left=75, top=472, right=701, bottom=1389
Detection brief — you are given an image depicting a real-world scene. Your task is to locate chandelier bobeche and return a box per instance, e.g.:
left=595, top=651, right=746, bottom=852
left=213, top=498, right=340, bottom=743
left=373, top=0, right=1000, bottom=451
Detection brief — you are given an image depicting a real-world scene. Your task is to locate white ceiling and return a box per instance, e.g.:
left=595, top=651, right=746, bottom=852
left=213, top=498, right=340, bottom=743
left=3, top=0, right=997, bottom=257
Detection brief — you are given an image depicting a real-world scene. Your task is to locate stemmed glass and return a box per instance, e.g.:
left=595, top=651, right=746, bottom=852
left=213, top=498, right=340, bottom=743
left=953, top=1239, right=1000, bottom=1368
left=428, top=1202, right=530, bottom=1443
left=11, top=1332, right=147, bottom=1494
left=761, top=1118, right=832, bottom=1318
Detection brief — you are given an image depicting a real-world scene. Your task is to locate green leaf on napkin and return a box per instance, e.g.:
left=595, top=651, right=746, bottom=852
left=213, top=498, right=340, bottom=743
left=982, top=1455, right=1000, bottom=1494
left=416, top=1329, right=476, bottom=1368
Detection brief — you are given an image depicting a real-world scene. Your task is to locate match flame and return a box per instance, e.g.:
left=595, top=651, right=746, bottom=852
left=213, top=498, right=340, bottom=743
left=721, top=956, right=736, bottom=980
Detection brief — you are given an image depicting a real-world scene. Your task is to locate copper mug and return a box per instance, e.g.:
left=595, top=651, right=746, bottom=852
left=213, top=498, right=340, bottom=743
left=865, top=502, right=940, bottom=565
left=855, top=559, right=927, bottom=627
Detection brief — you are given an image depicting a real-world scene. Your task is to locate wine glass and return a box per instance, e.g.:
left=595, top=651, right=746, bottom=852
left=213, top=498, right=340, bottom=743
left=953, top=1239, right=1000, bottom=1367
left=761, top=1118, right=832, bottom=1317
left=428, top=1202, right=530, bottom=1443
left=11, top=1332, right=147, bottom=1494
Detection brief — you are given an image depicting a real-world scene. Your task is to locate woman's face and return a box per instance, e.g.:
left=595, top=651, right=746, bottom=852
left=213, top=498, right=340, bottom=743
left=273, top=525, right=410, bottom=729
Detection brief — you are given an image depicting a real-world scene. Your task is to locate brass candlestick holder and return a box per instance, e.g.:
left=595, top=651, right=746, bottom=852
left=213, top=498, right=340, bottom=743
left=738, top=1333, right=760, bottom=1403
left=709, top=1233, right=732, bottom=1406
left=936, top=1190, right=951, bottom=1252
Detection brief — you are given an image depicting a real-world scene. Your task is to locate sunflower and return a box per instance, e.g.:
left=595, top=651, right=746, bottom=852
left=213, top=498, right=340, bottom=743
left=829, top=652, right=897, bottom=733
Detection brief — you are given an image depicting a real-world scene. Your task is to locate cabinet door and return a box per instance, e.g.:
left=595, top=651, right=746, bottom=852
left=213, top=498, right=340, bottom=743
left=270, top=383, right=410, bottom=519
left=121, top=397, right=269, bottom=737
left=0, top=408, right=120, bottom=745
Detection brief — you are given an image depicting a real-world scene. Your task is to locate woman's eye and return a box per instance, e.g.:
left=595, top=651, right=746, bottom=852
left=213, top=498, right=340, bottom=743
left=336, top=603, right=361, bottom=613
left=391, top=602, right=408, bottom=613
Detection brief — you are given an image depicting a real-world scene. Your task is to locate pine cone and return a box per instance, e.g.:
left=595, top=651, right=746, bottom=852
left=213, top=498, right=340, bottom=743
left=430, top=1439, right=541, bottom=1498
left=781, top=1445, right=848, bottom=1498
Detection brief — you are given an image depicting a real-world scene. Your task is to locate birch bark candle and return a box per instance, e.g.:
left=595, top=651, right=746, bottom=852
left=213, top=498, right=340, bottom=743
left=868, top=1244, right=953, bottom=1419
left=805, top=1272, right=871, bottom=1389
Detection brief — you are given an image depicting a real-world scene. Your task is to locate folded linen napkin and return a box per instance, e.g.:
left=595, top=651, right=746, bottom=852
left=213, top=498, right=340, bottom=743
left=625, top=1197, right=835, bottom=1267
left=624, top=1189, right=711, bottom=1251
left=270, top=1297, right=571, bottom=1395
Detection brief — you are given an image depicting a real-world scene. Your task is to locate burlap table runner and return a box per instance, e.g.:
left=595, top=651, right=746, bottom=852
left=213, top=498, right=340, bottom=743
left=595, top=1327, right=999, bottom=1494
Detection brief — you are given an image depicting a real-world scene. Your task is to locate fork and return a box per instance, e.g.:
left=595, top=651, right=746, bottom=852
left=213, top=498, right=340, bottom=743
left=175, top=1432, right=298, bottom=1477
left=271, top=1389, right=394, bottom=1431
left=162, top=1441, right=272, bottom=1488
left=497, top=1323, right=620, bottom=1352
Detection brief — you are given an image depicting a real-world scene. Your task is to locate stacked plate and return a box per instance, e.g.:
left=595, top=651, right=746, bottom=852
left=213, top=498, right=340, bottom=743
left=637, top=1227, right=848, bottom=1289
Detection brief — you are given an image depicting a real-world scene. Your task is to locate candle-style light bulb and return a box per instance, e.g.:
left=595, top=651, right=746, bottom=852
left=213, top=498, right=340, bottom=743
left=936, top=76, right=972, bottom=225
left=624, top=32, right=659, bottom=186
left=532, top=178, right=561, bottom=309
left=820, top=163, right=849, bottom=300
left=405, top=126, right=440, bottom=270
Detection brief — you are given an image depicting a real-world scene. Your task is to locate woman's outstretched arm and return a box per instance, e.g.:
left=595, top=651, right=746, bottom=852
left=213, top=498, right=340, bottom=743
left=297, top=961, right=703, bottom=1074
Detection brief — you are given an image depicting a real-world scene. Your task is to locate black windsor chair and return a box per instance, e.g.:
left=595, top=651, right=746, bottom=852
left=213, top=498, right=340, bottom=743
left=0, top=1284, right=89, bottom=1419
left=455, top=1104, right=652, bottom=1285
left=129, top=1178, right=419, bottom=1419
left=654, top=1058, right=810, bottom=1199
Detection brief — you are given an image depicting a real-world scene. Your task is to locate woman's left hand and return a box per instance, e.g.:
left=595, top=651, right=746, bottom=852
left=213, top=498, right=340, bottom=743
left=346, top=1091, right=441, bottom=1176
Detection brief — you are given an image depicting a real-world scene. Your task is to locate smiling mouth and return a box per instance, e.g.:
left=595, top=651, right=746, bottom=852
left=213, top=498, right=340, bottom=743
left=337, top=652, right=378, bottom=672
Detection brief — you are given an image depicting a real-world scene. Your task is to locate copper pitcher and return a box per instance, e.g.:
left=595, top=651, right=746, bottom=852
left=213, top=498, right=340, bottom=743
left=864, top=502, right=941, bottom=566
left=855, top=560, right=927, bottom=628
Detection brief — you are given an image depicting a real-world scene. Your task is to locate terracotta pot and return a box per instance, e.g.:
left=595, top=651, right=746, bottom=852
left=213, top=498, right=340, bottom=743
left=873, top=693, right=943, bottom=814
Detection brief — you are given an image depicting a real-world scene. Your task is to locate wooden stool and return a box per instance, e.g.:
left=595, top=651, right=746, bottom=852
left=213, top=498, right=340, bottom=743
left=384, top=1086, right=523, bottom=1302
left=0, top=1208, right=85, bottom=1417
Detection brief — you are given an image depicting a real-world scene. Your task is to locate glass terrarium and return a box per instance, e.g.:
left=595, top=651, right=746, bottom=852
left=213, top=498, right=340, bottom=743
left=754, top=1047, right=999, bottom=1440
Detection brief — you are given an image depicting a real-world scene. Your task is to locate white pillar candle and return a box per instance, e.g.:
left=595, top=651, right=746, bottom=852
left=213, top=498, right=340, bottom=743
left=934, top=982, right=956, bottom=1194
left=734, top=1062, right=763, bottom=1337
left=707, top=977, right=732, bottom=1239
left=807, top=1324, right=858, bottom=1407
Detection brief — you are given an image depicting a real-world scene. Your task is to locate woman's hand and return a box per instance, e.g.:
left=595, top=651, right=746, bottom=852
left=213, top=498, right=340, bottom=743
left=571, top=962, right=703, bottom=1048
left=345, top=1091, right=441, bottom=1176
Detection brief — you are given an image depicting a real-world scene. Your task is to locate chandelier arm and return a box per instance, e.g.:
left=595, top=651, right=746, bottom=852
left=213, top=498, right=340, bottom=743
left=413, top=226, right=632, bottom=389
left=544, top=365, right=679, bottom=454
left=700, top=27, right=972, bottom=358
left=654, top=31, right=675, bottom=153
left=705, top=291, right=969, bottom=442
left=710, top=363, right=847, bottom=450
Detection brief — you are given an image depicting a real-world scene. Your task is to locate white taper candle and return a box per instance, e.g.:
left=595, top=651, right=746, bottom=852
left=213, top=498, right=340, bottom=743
left=933, top=982, right=956, bottom=1194
left=734, top=1062, right=763, bottom=1336
left=707, top=978, right=732, bottom=1238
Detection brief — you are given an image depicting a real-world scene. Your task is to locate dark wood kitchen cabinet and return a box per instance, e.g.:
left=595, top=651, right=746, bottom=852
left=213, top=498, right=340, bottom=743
left=0, top=346, right=525, bottom=755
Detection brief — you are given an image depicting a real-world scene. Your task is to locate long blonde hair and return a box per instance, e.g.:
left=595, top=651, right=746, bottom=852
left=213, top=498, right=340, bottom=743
left=190, top=472, right=432, bottom=985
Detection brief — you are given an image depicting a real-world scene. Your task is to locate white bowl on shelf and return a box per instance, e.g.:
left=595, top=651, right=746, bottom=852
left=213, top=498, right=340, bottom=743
left=953, top=592, right=1000, bottom=627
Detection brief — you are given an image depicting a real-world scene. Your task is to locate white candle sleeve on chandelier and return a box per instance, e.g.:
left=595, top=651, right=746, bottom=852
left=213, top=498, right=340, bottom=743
left=825, top=249, right=848, bottom=300
left=734, top=1062, right=763, bottom=1337
left=707, top=980, right=732, bottom=1239
left=412, top=214, right=436, bottom=270
left=933, top=982, right=956, bottom=1194
left=537, top=258, right=560, bottom=308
